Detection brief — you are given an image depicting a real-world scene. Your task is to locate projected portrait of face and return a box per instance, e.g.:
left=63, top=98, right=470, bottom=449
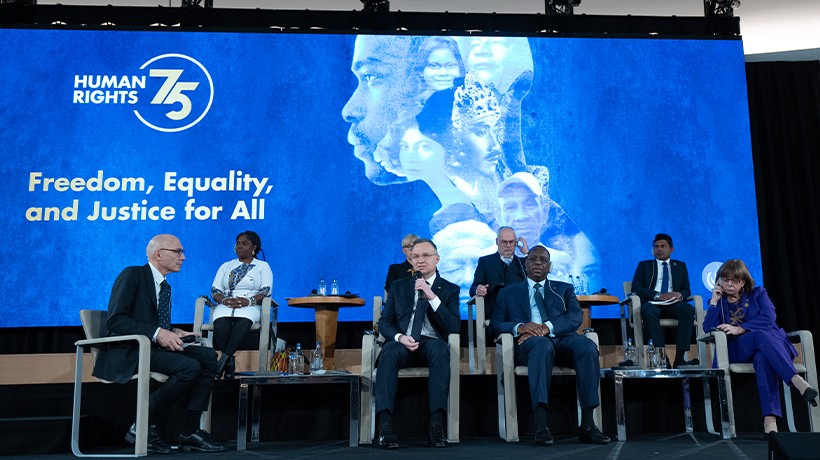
left=432, top=219, right=497, bottom=315
left=416, top=37, right=465, bottom=99
left=497, top=172, right=547, bottom=247
left=457, top=37, right=533, bottom=95
left=400, top=126, right=445, bottom=182
left=342, top=35, right=421, bottom=185
left=452, top=72, right=503, bottom=179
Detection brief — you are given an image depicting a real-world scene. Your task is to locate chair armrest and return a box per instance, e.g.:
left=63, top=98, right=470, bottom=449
left=582, top=330, right=600, bottom=349
left=787, top=331, right=817, bottom=384
left=448, top=333, right=460, bottom=374
left=688, top=295, right=705, bottom=324
left=361, top=332, right=377, bottom=378
left=700, top=330, right=729, bottom=370
left=193, top=296, right=210, bottom=335
left=76, top=334, right=151, bottom=349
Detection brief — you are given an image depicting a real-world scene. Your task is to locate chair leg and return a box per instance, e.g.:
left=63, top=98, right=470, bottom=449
left=447, top=334, right=460, bottom=443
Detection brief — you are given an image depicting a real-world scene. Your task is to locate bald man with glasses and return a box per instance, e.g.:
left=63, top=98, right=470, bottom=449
left=93, top=234, right=224, bottom=454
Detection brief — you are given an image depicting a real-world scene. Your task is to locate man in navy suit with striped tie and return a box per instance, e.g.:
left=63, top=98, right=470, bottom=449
left=631, top=233, right=698, bottom=368
left=490, top=244, right=610, bottom=445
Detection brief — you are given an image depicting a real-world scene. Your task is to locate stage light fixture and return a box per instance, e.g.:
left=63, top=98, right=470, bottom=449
left=546, top=0, right=581, bottom=16
left=180, top=0, right=213, bottom=8
left=361, top=0, right=389, bottom=13
left=704, top=0, right=740, bottom=17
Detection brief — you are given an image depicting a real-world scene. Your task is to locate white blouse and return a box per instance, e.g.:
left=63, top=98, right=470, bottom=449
left=211, top=258, right=273, bottom=322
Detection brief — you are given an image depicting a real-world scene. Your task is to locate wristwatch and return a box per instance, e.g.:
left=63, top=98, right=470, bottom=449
left=653, top=294, right=660, bottom=301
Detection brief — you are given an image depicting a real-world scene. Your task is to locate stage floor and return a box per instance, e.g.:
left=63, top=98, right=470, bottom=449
left=6, top=432, right=771, bottom=459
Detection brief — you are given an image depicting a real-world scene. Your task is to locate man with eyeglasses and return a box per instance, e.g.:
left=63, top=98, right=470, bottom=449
left=383, top=233, right=419, bottom=295
left=630, top=233, right=698, bottom=368
left=375, top=238, right=460, bottom=449
left=93, top=234, right=224, bottom=454
left=470, top=226, right=529, bottom=319
left=490, top=244, right=610, bottom=445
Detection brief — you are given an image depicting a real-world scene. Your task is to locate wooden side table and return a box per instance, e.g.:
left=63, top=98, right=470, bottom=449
left=286, top=295, right=366, bottom=369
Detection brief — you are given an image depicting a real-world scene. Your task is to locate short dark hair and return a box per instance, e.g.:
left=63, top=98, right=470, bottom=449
left=653, top=233, right=673, bottom=247
left=237, top=230, right=265, bottom=260
left=412, top=238, right=437, bottom=252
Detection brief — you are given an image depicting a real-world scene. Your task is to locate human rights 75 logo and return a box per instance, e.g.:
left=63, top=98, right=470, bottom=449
left=134, top=53, right=214, bottom=133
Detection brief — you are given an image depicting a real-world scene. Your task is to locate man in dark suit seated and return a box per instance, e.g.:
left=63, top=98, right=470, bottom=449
left=383, top=233, right=419, bottom=294
left=631, top=233, right=698, bottom=368
left=376, top=238, right=461, bottom=449
left=490, top=245, right=610, bottom=446
left=470, top=226, right=528, bottom=320
left=93, top=234, right=224, bottom=454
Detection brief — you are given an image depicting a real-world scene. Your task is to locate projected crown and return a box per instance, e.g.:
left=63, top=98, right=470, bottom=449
left=452, top=72, right=501, bottom=129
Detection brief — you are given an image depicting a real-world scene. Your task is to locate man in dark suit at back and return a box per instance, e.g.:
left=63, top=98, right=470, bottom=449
left=383, top=233, right=418, bottom=294
left=631, top=233, right=698, bottom=368
left=470, top=226, right=528, bottom=319
left=376, top=238, right=460, bottom=449
left=93, top=234, right=224, bottom=454
left=490, top=245, right=610, bottom=446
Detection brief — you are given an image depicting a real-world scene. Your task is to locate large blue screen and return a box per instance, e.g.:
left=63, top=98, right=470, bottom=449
left=0, top=28, right=760, bottom=327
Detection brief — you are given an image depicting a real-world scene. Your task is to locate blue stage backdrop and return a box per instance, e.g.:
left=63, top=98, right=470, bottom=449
left=0, top=28, right=759, bottom=327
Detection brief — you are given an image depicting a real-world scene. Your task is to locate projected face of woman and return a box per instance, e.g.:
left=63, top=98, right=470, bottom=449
left=399, top=126, right=446, bottom=182
left=423, top=48, right=462, bottom=92
left=460, top=117, right=502, bottom=177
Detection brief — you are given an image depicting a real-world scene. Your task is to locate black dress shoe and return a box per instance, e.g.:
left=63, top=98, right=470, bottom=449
left=802, top=387, right=819, bottom=407
left=179, top=429, right=225, bottom=452
left=215, top=356, right=228, bottom=379
left=224, top=356, right=236, bottom=380
left=428, top=423, right=447, bottom=448
left=534, top=426, right=554, bottom=446
left=674, top=358, right=701, bottom=368
left=124, top=423, right=172, bottom=454
left=378, top=423, right=399, bottom=449
left=579, top=425, right=611, bottom=444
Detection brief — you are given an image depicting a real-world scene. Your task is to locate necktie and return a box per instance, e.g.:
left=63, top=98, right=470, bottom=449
left=533, top=283, right=548, bottom=322
left=502, top=257, right=512, bottom=265
left=660, top=262, right=670, bottom=294
left=410, top=294, right=428, bottom=341
left=158, top=280, right=171, bottom=330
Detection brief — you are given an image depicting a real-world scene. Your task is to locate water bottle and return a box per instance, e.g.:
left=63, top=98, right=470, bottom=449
left=574, top=276, right=586, bottom=295
left=310, top=341, right=324, bottom=373
left=318, top=278, right=326, bottom=296
left=287, top=349, right=298, bottom=374
left=331, top=278, right=339, bottom=295
left=646, top=339, right=659, bottom=370
left=290, top=343, right=305, bottom=374
left=624, top=338, right=637, bottom=366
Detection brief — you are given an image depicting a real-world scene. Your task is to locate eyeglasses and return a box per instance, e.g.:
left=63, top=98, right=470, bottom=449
left=410, top=253, right=438, bottom=261
left=402, top=244, right=414, bottom=249
left=159, top=248, right=185, bottom=255
left=719, top=277, right=741, bottom=286
left=498, top=239, right=517, bottom=246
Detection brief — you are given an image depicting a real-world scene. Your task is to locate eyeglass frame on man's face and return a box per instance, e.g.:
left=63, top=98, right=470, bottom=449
left=410, top=252, right=438, bottom=261
left=159, top=248, right=185, bottom=256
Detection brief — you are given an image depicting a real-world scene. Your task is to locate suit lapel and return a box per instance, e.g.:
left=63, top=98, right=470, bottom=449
left=143, top=264, right=158, bottom=308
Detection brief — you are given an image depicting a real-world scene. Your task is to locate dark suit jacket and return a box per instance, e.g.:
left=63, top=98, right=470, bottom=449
left=631, top=259, right=691, bottom=304
left=379, top=272, right=460, bottom=342
left=384, top=259, right=413, bottom=293
left=469, top=252, right=527, bottom=297
left=93, top=264, right=164, bottom=383
left=490, top=279, right=582, bottom=338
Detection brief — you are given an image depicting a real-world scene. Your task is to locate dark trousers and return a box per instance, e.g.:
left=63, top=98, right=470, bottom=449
left=515, top=334, right=601, bottom=409
left=149, top=345, right=218, bottom=422
left=374, top=336, right=450, bottom=415
left=213, top=316, right=253, bottom=357
left=640, top=301, right=695, bottom=351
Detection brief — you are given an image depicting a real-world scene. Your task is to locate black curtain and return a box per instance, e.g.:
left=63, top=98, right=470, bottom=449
left=747, top=60, right=820, bottom=342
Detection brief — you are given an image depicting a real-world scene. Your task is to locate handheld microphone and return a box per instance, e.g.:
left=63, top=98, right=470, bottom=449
left=414, top=271, right=424, bottom=294
left=591, top=287, right=607, bottom=295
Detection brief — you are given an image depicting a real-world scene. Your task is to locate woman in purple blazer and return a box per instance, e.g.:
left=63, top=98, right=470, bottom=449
left=703, top=259, right=817, bottom=433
